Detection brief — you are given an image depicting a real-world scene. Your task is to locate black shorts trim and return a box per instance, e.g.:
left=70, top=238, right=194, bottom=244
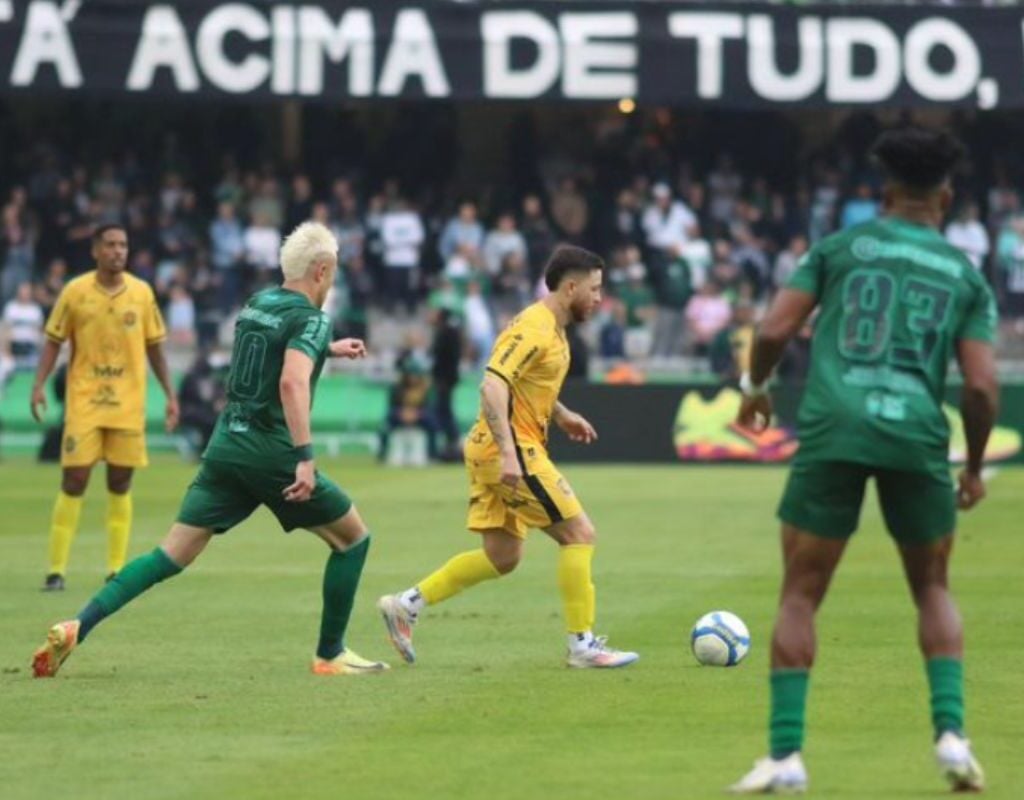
left=507, top=391, right=563, bottom=525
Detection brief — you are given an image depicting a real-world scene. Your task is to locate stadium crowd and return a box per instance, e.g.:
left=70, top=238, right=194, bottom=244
left=2, top=110, right=1024, bottom=386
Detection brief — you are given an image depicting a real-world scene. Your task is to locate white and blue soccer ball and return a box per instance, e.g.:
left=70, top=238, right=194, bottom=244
left=690, top=610, right=751, bottom=667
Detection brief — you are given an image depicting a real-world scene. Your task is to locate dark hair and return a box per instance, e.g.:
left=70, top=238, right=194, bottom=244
left=543, top=244, right=604, bottom=291
left=92, top=223, right=128, bottom=243
left=871, top=127, right=965, bottom=192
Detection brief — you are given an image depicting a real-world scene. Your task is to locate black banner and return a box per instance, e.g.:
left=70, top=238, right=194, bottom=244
left=1, top=1, right=1023, bottom=108
left=548, top=380, right=1024, bottom=464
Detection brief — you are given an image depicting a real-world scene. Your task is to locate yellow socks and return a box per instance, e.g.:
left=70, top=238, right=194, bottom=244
left=47, top=491, right=84, bottom=575
left=557, top=543, right=595, bottom=634
left=417, top=550, right=500, bottom=606
left=106, top=492, right=133, bottom=574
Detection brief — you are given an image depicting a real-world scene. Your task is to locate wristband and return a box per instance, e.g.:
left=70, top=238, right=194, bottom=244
left=293, top=443, right=314, bottom=461
left=739, top=372, right=769, bottom=398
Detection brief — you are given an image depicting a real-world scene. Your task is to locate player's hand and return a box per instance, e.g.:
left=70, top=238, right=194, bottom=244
left=165, top=397, right=180, bottom=432
left=329, top=338, right=367, bottom=359
left=500, top=450, right=522, bottom=488
left=30, top=385, right=47, bottom=423
left=557, top=411, right=598, bottom=444
left=284, top=460, right=316, bottom=503
left=737, top=393, right=773, bottom=433
left=956, top=470, right=986, bottom=511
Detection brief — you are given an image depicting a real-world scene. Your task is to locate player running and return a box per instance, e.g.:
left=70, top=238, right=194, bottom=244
left=31, top=224, right=179, bottom=590
left=378, top=245, right=638, bottom=669
left=32, top=222, right=389, bottom=678
left=729, top=128, right=998, bottom=794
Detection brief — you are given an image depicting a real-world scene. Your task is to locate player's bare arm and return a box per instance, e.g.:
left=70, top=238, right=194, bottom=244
left=146, top=342, right=179, bottom=432
left=737, top=288, right=817, bottom=433
left=329, top=338, right=367, bottom=359
left=955, top=338, right=999, bottom=510
left=553, top=401, right=597, bottom=444
left=30, top=338, right=62, bottom=423
left=280, top=348, right=316, bottom=503
left=480, top=372, right=521, bottom=487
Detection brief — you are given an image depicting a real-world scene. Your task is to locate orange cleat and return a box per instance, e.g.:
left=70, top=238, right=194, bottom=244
left=32, top=620, right=81, bottom=678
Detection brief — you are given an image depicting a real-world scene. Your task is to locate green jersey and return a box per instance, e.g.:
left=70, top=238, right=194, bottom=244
left=789, top=217, right=997, bottom=474
left=204, top=287, right=332, bottom=466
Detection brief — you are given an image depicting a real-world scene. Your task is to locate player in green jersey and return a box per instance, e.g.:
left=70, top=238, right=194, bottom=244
left=32, top=222, right=390, bottom=678
left=729, top=128, right=999, bottom=794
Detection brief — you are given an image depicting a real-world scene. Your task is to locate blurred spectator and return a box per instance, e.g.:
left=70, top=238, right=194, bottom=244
left=493, top=251, right=532, bottom=320
left=483, top=212, right=527, bottom=277
left=840, top=182, right=879, bottom=229
left=438, top=201, right=484, bottom=264
left=520, top=194, right=557, bottom=282
left=996, top=214, right=1024, bottom=332
left=642, top=183, right=699, bottom=264
left=379, top=359, right=437, bottom=462
left=334, top=192, right=366, bottom=272
left=431, top=308, right=463, bottom=461
left=650, top=251, right=693, bottom=358
left=550, top=177, right=588, bottom=242
left=167, top=285, right=197, bottom=346
left=611, top=188, right=644, bottom=249
left=209, top=202, right=246, bottom=312
left=566, top=323, right=589, bottom=378
left=774, top=234, right=808, bottom=290
left=2, top=281, right=44, bottom=370
left=599, top=299, right=627, bottom=359
left=380, top=197, right=425, bottom=314
left=2, top=195, right=36, bottom=301
left=34, top=257, right=67, bottom=317
left=177, top=349, right=227, bottom=458
left=707, top=154, right=743, bottom=226
left=709, top=303, right=756, bottom=381
left=464, top=279, right=495, bottom=367
left=286, top=174, right=314, bottom=232
left=685, top=282, right=732, bottom=355
left=338, top=258, right=373, bottom=340
left=945, top=202, right=989, bottom=270
left=244, top=211, right=282, bottom=286
left=249, top=177, right=284, bottom=229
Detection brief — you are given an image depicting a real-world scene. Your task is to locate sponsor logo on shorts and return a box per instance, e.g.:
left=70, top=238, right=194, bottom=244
left=503, top=497, right=528, bottom=509
left=64, top=436, right=76, bottom=453
left=123, top=311, right=137, bottom=327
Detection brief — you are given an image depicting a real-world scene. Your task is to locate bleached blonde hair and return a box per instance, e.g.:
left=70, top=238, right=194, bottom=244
left=279, top=221, right=338, bottom=280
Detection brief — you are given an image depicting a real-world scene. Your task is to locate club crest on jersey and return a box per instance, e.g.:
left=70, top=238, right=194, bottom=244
left=123, top=311, right=137, bottom=327
left=851, top=236, right=882, bottom=262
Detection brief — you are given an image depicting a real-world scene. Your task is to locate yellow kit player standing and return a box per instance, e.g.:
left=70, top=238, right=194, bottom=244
left=379, top=245, right=638, bottom=668
left=30, top=224, right=179, bottom=591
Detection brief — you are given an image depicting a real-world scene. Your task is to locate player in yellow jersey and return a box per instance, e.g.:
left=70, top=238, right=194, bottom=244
left=379, top=245, right=639, bottom=668
left=30, top=224, right=179, bottom=591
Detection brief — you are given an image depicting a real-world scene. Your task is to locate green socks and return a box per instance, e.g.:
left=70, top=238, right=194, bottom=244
left=770, top=669, right=810, bottom=759
left=77, top=548, right=183, bottom=641
left=316, top=536, right=370, bottom=660
left=926, top=657, right=965, bottom=738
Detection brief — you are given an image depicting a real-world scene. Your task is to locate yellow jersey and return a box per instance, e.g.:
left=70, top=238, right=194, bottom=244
left=45, top=271, right=166, bottom=431
left=473, top=302, right=570, bottom=454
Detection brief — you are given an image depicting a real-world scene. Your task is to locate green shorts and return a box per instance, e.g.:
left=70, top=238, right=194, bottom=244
left=176, top=459, right=352, bottom=534
left=778, top=459, right=955, bottom=544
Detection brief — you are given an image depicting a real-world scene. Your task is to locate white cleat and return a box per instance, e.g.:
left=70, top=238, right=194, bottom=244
left=377, top=594, right=417, bottom=664
left=729, top=753, right=808, bottom=795
left=935, top=731, right=985, bottom=793
left=566, top=636, right=639, bottom=669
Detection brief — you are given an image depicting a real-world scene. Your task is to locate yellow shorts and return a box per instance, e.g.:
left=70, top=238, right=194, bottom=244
left=61, top=426, right=148, bottom=468
left=465, top=446, right=583, bottom=539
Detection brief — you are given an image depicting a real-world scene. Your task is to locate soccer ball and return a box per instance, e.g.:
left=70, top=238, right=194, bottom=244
left=690, top=610, right=750, bottom=667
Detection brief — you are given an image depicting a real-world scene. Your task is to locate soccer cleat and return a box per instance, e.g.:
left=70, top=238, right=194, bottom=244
left=32, top=620, right=81, bottom=678
left=41, top=573, right=65, bottom=592
left=377, top=594, right=417, bottom=664
left=311, top=649, right=390, bottom=676
left=729, top=753, right=808, bottom=795
left=566, top=636, right=639, bottom=669
left=935, top=731, right=985, bottom=793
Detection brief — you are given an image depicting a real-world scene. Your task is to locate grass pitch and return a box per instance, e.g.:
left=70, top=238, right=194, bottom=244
left=1, top=457, right=1021, bottom=800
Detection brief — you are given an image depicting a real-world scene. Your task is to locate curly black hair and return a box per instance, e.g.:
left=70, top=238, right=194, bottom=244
left=870, top=127, right=965, bottom=192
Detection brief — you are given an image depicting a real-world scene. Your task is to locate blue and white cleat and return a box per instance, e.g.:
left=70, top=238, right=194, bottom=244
left=936, top=731, right=984, bottom=793
left=566, top=636, right=639, bottom=669
left=729, top=753, right=808, bottom=795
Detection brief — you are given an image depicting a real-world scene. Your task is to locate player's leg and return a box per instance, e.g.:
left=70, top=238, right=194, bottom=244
left=32, top=523, right=212, bottom=678
left=45, top=425, right=101, bottom=589
left=731, top=460, right=865, bottom=794
left=306, top=505, right=389, bottom=675
left=379, top=528, right=516, bottom=664
left=544, top=511, right=637, bottom=669
left=880, top=469, right=983, bottom=791
left=105, top=463, right=134, bottom=580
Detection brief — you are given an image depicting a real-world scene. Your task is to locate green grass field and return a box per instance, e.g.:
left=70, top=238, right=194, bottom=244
left=1, top=457, right=1021, bottom=800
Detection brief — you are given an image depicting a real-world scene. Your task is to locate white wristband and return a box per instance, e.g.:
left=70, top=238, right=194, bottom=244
left=740, top=372, right=769, bottom=398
